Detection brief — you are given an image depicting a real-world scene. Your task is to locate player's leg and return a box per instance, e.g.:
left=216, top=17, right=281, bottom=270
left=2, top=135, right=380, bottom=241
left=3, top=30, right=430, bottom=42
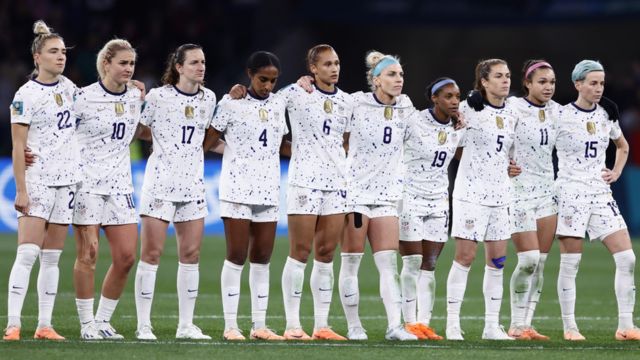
left=509, top=230, right=540, bottom=339
left=482, top=238, right=513, bottom=340
left=221, top=216, right=251, bottom=340
left=416, top=240, right=445, bottom=340
left=72, top=223, right=101, bottom=339
left=557, top=236, right=584, bottom=340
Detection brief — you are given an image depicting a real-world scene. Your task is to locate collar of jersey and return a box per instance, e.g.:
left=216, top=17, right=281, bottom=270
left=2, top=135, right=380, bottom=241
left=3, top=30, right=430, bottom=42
left=523, top=96, right=546, bottom=109
left=99, top=80, right=127, bottom=96
left=372, top=92, right=397, bottom=106
left=571, top=102, right=597, bottom=113
left=428, top=108, right=452, bottom=125
left=484, top=100, right=505, bottom=110
left=173, top=85, right=199, bottom=97
left=30, top=77, right=59, bottom=87
left=314, top=84, right=338, bottom=95
left=248, top=89, right=269, bottom=101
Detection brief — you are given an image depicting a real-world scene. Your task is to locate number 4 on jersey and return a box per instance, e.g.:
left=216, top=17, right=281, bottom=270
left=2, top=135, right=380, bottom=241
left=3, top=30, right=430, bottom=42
left=259, top=129, right=268, bottom=147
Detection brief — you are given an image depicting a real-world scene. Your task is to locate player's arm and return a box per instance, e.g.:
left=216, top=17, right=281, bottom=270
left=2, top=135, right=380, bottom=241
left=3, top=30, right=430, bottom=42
left=129, top=80, right=146, bottom=100
left=11, top=123, right=30, bottom=213
left=280, top=137, right=291, bottom=157
left=228, top=84, right=247, bottom=99
left=603, top=133, right=629, bottom=184
left=454, top=146, right=463, bottom=161
left=134, top=123, right=152, bottom=142
left=203, top=126, right=224, bottom=154
left=343, top=132, right=350, bottom=155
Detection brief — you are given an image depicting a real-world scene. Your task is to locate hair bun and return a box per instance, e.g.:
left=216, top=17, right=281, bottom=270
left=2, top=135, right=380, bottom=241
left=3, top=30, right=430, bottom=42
left=33, top=20, right=52, bottom=36
left=365, top=50, right=385, bottom=68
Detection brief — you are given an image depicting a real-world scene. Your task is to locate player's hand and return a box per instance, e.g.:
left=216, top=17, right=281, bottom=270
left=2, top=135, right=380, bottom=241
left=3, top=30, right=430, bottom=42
left=130, top=80, right=146, bottom=100
left=454, top=111, right=466, bottom=130
left=297, top=76, right=315, bottom=93
left=14, top=191, right=29, bottom=214
left=24, top=147, right=35, bottom=167
left=508, top=159, right=522, bottom=178
left=229, top=84, right=247, bottom=99
left=601, top=168, right=620, bottom=184
left=466, top=90, right=484, bottom=112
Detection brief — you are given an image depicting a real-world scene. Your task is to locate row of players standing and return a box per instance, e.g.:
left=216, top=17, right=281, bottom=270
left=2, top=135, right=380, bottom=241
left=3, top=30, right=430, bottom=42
left=5, top=20, right=638, bottom=342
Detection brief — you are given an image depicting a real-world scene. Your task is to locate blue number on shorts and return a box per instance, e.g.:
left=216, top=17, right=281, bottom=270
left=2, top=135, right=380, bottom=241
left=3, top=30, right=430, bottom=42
left=125, top=194, right=135, bottom=209
left=259, top=129, right=268, bottom=147
left=68, top=191, right=75, bottom=209
left=57, top=110, right=72, bottom=130
left=323, top=119, right=331, bottom=135
left=111, top=122, right=126, bottom=140
left=181, top=125, right=195, bottom=144
left=584, top=141, right=598, bottom=158
left=539, top=128, right=548, bottom=145
left=383, top=126, right=392, bottom=144
left=431, top=151, right=448, bottom=168
left=496, top=134, right=504, bottom=152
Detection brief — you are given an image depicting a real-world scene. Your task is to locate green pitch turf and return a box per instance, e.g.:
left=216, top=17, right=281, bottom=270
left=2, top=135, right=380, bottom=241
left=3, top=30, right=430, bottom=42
left=0, top=232, right=639, bottom=358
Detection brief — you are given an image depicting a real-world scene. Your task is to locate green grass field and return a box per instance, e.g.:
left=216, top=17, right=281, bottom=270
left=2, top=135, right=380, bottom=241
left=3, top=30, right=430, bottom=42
left=0, top=233, right=639, bottom=359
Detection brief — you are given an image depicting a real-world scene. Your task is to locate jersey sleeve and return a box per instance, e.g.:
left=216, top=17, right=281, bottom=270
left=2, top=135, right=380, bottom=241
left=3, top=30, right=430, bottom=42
left=610, top=120, right=623, bottom=140
left=10, top=90, right=32, bottom=125
left=210, top=95, right=232, bottom=132
left=139, top=90, right=157, bottom=127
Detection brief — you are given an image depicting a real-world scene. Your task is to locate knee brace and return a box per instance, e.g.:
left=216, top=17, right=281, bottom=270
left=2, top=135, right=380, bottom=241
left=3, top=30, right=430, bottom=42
left=491, top=256, right=506, bottom=269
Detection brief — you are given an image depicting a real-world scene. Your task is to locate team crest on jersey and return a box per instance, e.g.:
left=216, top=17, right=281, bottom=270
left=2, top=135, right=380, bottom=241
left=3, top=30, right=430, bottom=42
left=54, top=93, right=64, bottom=106
left=185, top=105, right=195, bottom=119
left=465, top=219, right=474, bottom=230
left=199, top=108, right=206, bottom=119
left=438, top=130, right=447, bottom=145
left=114, top=102, right=125, bottom=116
left=10, top=101, right=23, bottom=116
left=259, top=108, right=268, bottom=121
left=323, top=99, right=333, bottom=114
left=586, top=121, right=596, bottom=135
left=129, top=104, right=136, bottom=114
left=384, top=106, right=393, bottom=120
left=496, top=116, right=504, bottom=129
left=538, top=109, right=545, bottom=122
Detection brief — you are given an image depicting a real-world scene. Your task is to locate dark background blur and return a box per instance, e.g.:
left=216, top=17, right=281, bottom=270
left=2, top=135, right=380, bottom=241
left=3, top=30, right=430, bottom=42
left=2, top=0, right=640, bottom=229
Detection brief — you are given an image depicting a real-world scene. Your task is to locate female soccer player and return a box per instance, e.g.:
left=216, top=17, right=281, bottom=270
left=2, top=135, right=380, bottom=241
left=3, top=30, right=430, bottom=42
left=555, top=60, right=639, bottom=341
left=399, top=77, right=465, bottom=341
left=204, top=51, right=288, bottom=341
left=133, top=44, right=215, bottom=340
left=506, top=60, right=559, bottom=341
left=4, top=20, right=78, bottom=341
left=445, top=59, right=516, bottom=341
left=72, top=38, right=143, bottom=340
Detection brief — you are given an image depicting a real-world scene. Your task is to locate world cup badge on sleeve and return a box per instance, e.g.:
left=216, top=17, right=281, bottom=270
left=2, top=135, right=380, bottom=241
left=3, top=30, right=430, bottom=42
left=185, top=105, right=195, bottom=119
left=437, top=130, right=447, bottom=145
left=586, top=121, right=596, bottom=134
left=259, top=108, right=268, bottom=122
left=323, top=99, right=333, bottom=114
left=54, top=93, right=64, bottom=106
left=496, top=116, right=504, bottom=129
left=11, top=101, right=23, bottom=116
left=538, top=109, right=545, bottom=122
left=384, top=106, right=393, bottom=120
left=114, top=102, right=125, bottom=116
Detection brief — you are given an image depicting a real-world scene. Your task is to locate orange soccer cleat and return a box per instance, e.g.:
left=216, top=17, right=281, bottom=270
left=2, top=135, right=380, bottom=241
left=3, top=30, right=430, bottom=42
left=563, top=328, right=586, bottom=341
left=404, top=323, right=428, bottom=340
left=508, top=326, right=533, bottom=340
left=615, top=328, right=640, bottom=341
left=223, top=328, right=246, bottom=341
left=523, top=327, right=550, bottom=341
left=311, top=327, right=347, bottom=341
left=283, top=327, right=312, bottom=340
left=34, top=327, right=65, bottom=340
left=250, top=327, right=285, bottom=341
left=3, top=326, right=20, bottom=341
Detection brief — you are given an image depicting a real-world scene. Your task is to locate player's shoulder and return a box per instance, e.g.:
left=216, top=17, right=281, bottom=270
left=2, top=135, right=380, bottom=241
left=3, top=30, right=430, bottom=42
left=199, top=86, right=216, bottom=102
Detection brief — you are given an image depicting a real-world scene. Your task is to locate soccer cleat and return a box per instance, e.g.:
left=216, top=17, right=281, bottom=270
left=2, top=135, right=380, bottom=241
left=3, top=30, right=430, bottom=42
left=482, top=325, right=515, bottom=340
left=135, top=325, right=157, bottom=340
left=283, top=327, right=312, bottom=340
left=508, top=325, right=533, bottom=340
left=385, top=325, right=419, bottom=341
left=3, top=326, right=20, bottom=341
left=311, top=327, right=347, bottom=341
left=404, top=323, right=428, bottom=340
left=563, top=327, right=586, bottom=341
left=523, top=327, right=550, bottom=341
left=176, top=324, right=211, bottom=340
left=416, top=323, right=443, bottom=340
left=223, top=328, right=246, bottom=341
left=80, top=323, right=103, bottom=340
left=34, top=327, right=65, bottom=340
left=95, top=321, right=124, bottom=340
left=250, top=327, right=285, bottom=340
left=347, top=326, right=368, bottom=340
left=615, top=328, right=640, bottom=341
left=445, top=326, right=464, bottom=341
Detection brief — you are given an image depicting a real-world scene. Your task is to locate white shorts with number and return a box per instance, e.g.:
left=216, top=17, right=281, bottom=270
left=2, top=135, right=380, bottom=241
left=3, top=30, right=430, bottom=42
left=72, top=192, right=138, bottom=225
left=286, top=184, right=347, bottom=216
left=219, top=200, right=279, bottom=222
left=139, top=193, right=208, bottom=222
left=451, top=199, right=510, bottom=242
left=349, top=202, right=398, bottom=219
left=556, top=193, right=627, bottom=241
left=399, top=196, right=449, bottom=243
left=510, top=195, right=558, bottom=234
left=17, top=182, right=76, bottom=224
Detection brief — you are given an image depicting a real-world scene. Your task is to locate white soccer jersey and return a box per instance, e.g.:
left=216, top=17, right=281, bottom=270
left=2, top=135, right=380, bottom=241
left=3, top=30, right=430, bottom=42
left=555, top=102, right=622, bottom=198
left=211, top=93, right=288, bottom=206
left=403, top=109, right=465, bottom=202
left=140, top=85, right=216, bottom=201
left=346, top=92, right=414, bottom=205
left=453, top=99, right=516, bottom=206
left=10, top=76, right=79, bottom=186
left=510, top=97, right=559, bottom=201
left=279, top=84, right=353, bottom=191
left=74, top=81, right=143, bottom=195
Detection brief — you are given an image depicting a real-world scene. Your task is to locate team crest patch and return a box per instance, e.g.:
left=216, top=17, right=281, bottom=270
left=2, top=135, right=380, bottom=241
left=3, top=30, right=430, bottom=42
left=538, top=109, right=545, bottom=122
left=401, top=220, right=410, bottom=232
left=465, top=219, right=474, bottom=230
left=563, top=215, right=573, bottom=227
left=54, top=93, right=64, bottom=106
left=323, top=99, right=333, bottom=114
left=259, top=108, right=268, bottom=121
left=586, top=121, right=596, bottom=135
left=10, top=101, right=23, bottom=116
left=438, top=130, right=447, bottom=145
left=297, top=194, right=308, bottom=207
left=496, top=116, right=504, bottom=129
left=199, top=108, right=206, bottom=118
left=114, top=102, right=125, bottom=116
left=129, top=104, right=136, bottom=114
left=185, top=105, right=195, bottom=119
left=384, top=106, right=393, bottom=120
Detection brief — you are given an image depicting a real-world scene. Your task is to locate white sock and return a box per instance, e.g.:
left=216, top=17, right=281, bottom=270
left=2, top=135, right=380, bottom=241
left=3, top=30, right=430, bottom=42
left=446, top=261, right=470, bottom=329
left=510, top=250, right=540, bottom=328
left=417, top=270, right=436, bottom=325
left=7, top=243, right=40, bottom=327
left=177, top=262, right=199, bottom=328
left=525, top=252, right=547, bottom=327
left=339, top=253, right=363, bottom=329
left=221, top=260, right=243, bottom=330
left=37, top=249, right=62, bottom=328
left=282, top=256, right=306, bottom=329
left=134, top=261, right=158, bottom=329
left=400, top=254, right=422, bottom=324
left=250, top=262, right=270, bottom=329
left=310, top=260, right=334, bottom=329
left=483, top=265, right=504, bottom=328
left=613, top=249, right=636, bottom=330
left=95, top=295, right=119, bottom=324
left=373, top=250, right=402, bottom=329
left=76, top=298, right=95, bottom=326
left=557, top=253, right=581, bottom=331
